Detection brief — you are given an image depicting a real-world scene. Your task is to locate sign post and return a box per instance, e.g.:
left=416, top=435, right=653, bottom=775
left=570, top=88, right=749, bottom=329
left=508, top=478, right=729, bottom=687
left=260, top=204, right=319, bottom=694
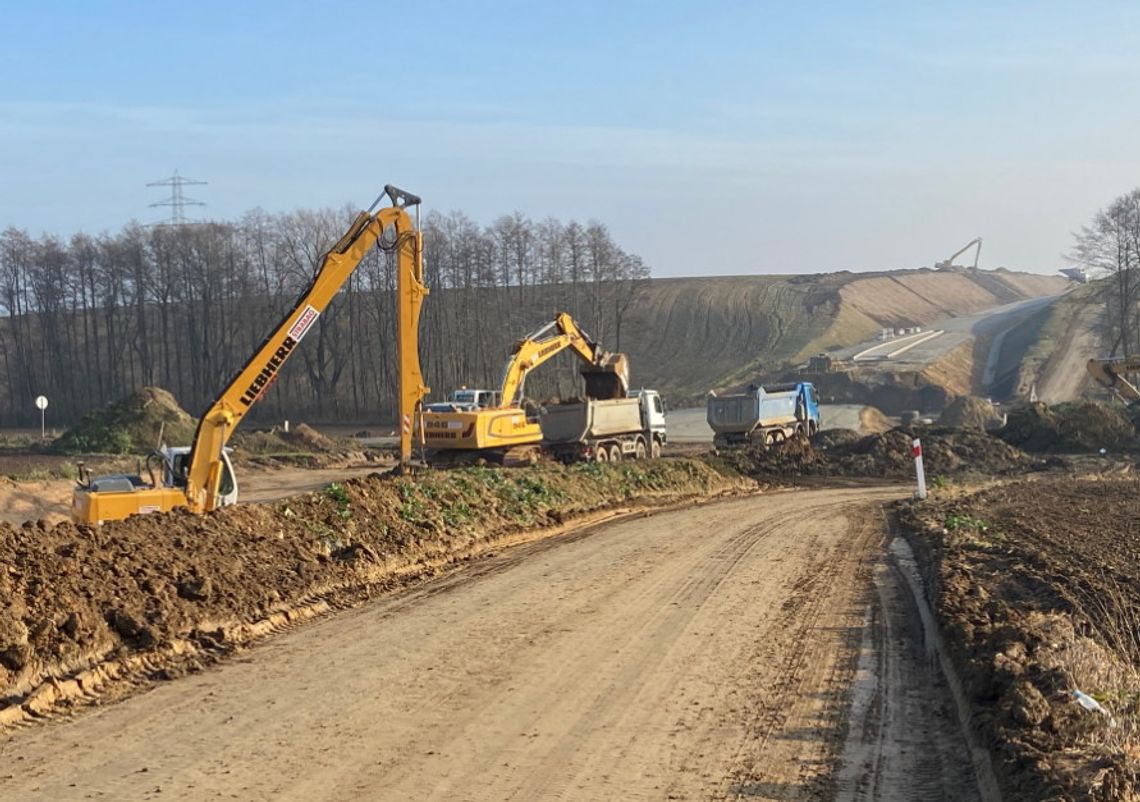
left=912, top=437, right=927, bottom=500
left=35, top=395, right=49, bottom=440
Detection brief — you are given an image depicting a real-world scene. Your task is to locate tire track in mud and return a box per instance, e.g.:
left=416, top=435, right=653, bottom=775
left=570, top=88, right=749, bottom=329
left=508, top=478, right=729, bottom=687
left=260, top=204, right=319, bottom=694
left=1, top=487, right=906, bottom=802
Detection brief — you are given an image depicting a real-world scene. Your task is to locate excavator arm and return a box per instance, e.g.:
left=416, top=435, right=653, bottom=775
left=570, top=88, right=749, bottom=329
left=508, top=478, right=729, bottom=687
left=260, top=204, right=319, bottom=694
left=498, top=312, right=628, bottom=407
left=1087, top=357, right=1140, bottom=402
left=184, top=185, right=429, bottom=512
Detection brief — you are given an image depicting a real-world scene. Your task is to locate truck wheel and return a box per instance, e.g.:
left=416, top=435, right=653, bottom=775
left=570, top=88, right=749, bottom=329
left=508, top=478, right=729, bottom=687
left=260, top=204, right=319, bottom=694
left=608, top=444, right=623, bottom=463
left=795, top=424, right=806, bottom=439
left=595, top=448, right=609, bottom=463
left=634, top=439, right=647, bottom=460
left=651, top=439, right=662, bottom=459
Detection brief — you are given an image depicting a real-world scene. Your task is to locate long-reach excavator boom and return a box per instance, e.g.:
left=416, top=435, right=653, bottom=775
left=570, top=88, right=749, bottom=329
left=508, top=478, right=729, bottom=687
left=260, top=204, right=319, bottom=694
left=936, top=237, right=983, bottom=270
left=1087, top=356, right=1140, bottom=402
left=72, top=185, right=428, bottom=524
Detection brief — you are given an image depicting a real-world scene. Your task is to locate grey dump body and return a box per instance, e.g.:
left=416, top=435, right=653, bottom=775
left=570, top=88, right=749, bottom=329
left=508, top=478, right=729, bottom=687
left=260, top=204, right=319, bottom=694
left=541, top=390, right=667, bottom=463
left=542, top=397, right=644, bottom=444
left=707, top=382, right=819, bottom=448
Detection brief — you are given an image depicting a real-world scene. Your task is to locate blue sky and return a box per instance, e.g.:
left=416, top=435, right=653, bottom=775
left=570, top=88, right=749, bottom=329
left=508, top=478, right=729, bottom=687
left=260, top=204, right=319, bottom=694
left=1, top=1, right=1137, bottom=276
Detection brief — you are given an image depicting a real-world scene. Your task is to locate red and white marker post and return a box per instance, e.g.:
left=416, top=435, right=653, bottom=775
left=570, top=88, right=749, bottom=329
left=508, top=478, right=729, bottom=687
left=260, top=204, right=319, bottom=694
left=912, top=437, right=927, bottom=499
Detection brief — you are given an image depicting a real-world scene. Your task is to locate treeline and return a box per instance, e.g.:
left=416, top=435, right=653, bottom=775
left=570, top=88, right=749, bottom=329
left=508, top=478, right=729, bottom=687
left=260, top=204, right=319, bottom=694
left=1072, top=188, right=1140, bottom=357
left=0, top=207, right=648, bottom=427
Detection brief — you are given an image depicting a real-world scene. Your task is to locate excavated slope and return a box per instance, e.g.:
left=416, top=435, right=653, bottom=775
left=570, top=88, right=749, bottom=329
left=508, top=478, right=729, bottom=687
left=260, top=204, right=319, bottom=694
left=620, top=268, right=1066, bottom=403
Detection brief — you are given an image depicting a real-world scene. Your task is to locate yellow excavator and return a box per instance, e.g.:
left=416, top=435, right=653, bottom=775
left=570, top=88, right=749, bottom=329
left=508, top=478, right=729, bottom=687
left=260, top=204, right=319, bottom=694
left=420, top=312, right=628, bottom=465
left=71, top=185, right=430, bottom=525
left=1087, top=356, right=1140, bottom=402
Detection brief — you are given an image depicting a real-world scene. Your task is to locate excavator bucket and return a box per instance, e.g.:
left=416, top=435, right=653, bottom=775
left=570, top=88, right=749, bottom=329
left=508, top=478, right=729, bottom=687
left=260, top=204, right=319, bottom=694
left=581, top=352, right=630, bottom=400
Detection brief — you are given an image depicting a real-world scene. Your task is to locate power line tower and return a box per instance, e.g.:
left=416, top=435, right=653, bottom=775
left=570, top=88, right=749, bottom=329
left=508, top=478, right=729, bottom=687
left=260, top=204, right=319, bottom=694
left=147, top=170, right=207, bottom=226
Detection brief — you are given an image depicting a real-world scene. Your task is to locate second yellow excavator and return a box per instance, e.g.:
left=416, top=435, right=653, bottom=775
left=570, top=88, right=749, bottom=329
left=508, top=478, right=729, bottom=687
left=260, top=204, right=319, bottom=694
left=420, top=312, right=628, bottom=465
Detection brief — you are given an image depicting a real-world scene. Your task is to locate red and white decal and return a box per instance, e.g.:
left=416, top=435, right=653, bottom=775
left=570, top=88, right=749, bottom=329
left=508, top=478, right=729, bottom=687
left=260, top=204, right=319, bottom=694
left=288, top=305, right=321, bottom=342
left=402, top=414, right=412, bottom=434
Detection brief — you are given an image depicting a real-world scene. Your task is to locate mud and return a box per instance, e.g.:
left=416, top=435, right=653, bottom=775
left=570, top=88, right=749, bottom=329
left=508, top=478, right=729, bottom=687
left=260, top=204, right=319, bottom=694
left=899, top=477, right=1140, bottom=801
left=999, top=401, right=1137, bottom=453
left=0, top=459, right=746, bottom=723
left=721, top=427, right=1045, bottom=480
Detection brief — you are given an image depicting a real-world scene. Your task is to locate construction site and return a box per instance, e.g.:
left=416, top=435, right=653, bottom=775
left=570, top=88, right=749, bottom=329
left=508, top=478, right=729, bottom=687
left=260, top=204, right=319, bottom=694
left=1, top=184, right=1138, bottom=802
left=5, top=6, right=1140, bottom=801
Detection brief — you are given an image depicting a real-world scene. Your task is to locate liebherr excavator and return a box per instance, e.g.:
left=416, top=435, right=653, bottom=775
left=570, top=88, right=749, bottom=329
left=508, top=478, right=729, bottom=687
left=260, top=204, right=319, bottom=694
left=71, top=185, right=430, bottom=525
left=420, top=312, right=628, bottom=465
left=1087, top=356, right=1140, bottom=402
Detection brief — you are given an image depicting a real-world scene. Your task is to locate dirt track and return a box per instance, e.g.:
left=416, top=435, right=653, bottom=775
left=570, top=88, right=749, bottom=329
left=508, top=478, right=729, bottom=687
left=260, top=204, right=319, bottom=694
left=0, top=486, right=985, bottom=801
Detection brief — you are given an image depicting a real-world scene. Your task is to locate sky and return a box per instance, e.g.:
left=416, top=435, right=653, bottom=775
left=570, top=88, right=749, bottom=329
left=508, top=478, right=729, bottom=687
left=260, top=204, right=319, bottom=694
left=1, top=1, right=1138, bottom=277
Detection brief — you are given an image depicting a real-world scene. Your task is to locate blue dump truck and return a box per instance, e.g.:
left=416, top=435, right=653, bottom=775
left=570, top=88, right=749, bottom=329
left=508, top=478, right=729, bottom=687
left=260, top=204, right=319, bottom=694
left=706, top=381, right=821, bottom=448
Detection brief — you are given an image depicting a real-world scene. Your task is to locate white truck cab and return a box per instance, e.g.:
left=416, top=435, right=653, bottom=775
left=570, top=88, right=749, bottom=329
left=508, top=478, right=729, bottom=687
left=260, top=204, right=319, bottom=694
left=424, top=388, right=502, bottom=413
left=631, top=389, right=667, bottom=444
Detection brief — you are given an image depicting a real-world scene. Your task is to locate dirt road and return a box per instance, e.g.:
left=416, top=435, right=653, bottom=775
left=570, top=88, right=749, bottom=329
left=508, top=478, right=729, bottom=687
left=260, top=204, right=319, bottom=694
left=0, top=486, right=982, bottom=801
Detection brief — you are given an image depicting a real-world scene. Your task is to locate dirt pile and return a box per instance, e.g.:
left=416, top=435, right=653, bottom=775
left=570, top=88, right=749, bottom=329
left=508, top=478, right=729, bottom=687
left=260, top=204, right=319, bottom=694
left=53, top=388, right=197, bottom=455
left=939, top=395, right=1003, bottom=430
left=0, top=458, right=746, bottom=723
left=899, top=478, right=1140, bottom=801
left=858, top=405, right=892, bottom=433
left=723, top=427, right=1041, bottom=479
left=999, top=401, right=1136, bottom=452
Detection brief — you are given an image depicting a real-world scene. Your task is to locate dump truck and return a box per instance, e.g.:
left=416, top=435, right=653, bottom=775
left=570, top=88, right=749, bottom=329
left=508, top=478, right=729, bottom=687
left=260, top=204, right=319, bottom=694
left=706, top=381, right=820, bottom=449
left=541, top=389, right=666, bottom=463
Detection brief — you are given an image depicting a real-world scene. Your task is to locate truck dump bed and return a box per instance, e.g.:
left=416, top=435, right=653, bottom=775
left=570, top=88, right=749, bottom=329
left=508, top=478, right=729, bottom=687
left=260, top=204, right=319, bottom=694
left=706, top=386, right=799, bottom=435
left=541, top=397, right=643, bottom=444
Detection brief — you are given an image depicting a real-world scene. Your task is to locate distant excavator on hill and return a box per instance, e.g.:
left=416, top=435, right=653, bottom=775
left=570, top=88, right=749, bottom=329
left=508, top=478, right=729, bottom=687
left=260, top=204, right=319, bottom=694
left=935, top=237, right=983, bottom=270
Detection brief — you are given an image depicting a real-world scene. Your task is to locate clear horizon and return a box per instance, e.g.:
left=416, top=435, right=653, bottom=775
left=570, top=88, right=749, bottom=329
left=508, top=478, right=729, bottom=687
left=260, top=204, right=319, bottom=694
left=1, top=1, right=1136, bottom=278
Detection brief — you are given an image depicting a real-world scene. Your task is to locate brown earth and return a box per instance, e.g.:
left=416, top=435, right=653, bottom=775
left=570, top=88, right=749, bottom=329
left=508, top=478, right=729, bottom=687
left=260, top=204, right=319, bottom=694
left=53, top=387, right=197, bottom=454
left=939, top=395, right=1003, bottom=430
left=999, top=401, right=1138, bottom=453
left=718, top=427, right=1048, bottom=481
left=0, top=459, right=747, bottom=725
left=899, top=477, right=1140, bottom=801
left=0, top=485, right=991, bottom=802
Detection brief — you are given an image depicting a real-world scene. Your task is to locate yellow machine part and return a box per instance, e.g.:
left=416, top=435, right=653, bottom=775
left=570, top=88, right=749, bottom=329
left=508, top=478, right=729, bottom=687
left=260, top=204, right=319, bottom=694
left=71, top=486, right=188, bottom=526
left=422, top=408, right=540, bottom=451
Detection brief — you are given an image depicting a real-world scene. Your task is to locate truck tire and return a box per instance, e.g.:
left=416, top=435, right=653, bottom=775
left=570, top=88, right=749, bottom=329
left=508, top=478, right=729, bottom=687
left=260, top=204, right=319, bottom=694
left=608, top=444, right=622, bottom=463
left=651, top=438, right=662, bottom=459
left=595, top=447, right=609, bottom=463
left=634, top=438, right=647, bottom=460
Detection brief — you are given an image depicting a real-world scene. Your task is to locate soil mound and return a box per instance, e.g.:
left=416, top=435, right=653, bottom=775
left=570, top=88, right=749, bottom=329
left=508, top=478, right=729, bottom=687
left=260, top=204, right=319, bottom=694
left=810, top=428, right=861, bottom=450
left=900, top=478, right=1140, bottom=800
left=999, top=401, right=1135, bottom=452
left=53, top=388, right=197, bottom=454
left=938, top=395, right=1002, bottom=430
left=0, top=459, right=743, bottom=720
left=730, top=427, right=1039, bottom=479
left=282, top=423, right=339, bottom=452
left=858, top=406, right=892, bottom=433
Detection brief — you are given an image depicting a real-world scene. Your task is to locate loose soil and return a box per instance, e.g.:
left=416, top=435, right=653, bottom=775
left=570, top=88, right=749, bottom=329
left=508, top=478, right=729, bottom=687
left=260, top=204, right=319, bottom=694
left=53, top=387, right=197, bottom=455
left=999, top=401, right=1138, bottom=453
left=0, top=459, right=747, bottom=726
left=899, top=477, right=1140, bottom=801
left=940, top=395, right=1003, bottom=430
left=717, top=426, right=1046, bottom=481
left=0, top=487, right=914, bottom=801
